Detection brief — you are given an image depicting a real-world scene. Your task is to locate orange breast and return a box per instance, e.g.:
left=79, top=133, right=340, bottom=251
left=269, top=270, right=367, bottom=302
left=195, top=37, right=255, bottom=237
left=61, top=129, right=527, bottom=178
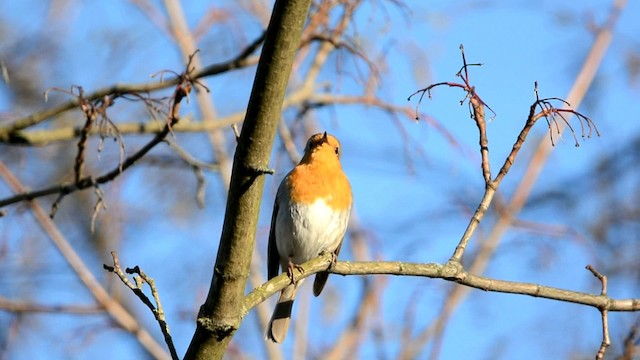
left=286, top=161, right=352, bottom=211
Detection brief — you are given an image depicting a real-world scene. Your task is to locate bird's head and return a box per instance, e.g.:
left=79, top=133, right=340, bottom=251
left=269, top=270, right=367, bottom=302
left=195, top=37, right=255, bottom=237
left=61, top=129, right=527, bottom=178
left=300, top=132, right=342, bottom=165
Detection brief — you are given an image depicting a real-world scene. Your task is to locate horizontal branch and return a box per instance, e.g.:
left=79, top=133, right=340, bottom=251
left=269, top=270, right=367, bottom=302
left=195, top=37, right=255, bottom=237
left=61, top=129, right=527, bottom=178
left=4, top=115, right=239, bottom=145
left=0, top=77, right=191, bottom=209
left=0, top=32, right=264, bottom=140
left=243, top=255, right=640, bottom=318
left=0, top=90, right=414, bottom=208
left=0, top=296, right=104, bottom=314
left=2, top=92, right=412, bottom=146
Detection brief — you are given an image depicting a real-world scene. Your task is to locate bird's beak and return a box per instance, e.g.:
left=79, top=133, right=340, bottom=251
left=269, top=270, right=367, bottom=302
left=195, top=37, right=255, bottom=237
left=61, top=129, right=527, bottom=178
left=322, top=132, right=329, bottom=144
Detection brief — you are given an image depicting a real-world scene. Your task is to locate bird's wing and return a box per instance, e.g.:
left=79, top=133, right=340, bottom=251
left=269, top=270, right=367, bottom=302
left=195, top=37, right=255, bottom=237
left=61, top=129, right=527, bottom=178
left=267, top=192, right=280, bottom=281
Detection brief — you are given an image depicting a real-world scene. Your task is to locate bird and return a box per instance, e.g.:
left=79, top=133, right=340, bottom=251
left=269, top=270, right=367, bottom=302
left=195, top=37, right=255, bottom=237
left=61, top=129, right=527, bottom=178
left=266, top=132, right=352, bottom=343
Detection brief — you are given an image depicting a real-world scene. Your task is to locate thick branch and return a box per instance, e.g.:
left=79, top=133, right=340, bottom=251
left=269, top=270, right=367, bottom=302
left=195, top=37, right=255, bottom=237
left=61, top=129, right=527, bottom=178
left=183, top=1, right=312, bottom=359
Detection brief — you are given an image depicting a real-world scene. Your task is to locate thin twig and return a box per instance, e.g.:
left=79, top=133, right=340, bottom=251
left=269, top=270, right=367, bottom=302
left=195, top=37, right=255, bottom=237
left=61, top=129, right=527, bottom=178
left=165, top=138, right=219, bottom=208
left=0, top=161, right=170, bottom=360
left=586, top=265, right=611, bottom=360
left=104, top=252, right=179, bottom=360
left=75, top=88, right=95, bottom=183
left=90, top=186, right=106, bottom=233
left=163, top=0, right=232, bottom=187
left=0, top=60, right=194, bottom=210
left=408, top=47, right=597, bottom=265
left=0, top=32, right=264, bottom=140
left=401, top=6, right=622, bottom=351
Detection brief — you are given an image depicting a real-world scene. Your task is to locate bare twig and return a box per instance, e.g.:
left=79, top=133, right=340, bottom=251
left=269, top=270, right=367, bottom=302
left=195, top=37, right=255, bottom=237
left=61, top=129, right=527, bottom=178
left=533, top=82, right=601, bottom=147
left=0, top=161, right=170, bottom=360
left=75, top=87, right=96, bottom=183
left=0, top=32, right=264, bottom=140
left=104, top=252, right=179, bottom=360
left=165, top=138, right=219, bottom=208
left=44, top=89, right=119, bottom=220
left=90, top=185, right=107, bottom=233
left=231, top=123, right=240, bottom=142
left=408, top=45, right=494, bottom=184
left=587, top=265, right=611, bottom=360
left=163, top=0, right=232, bottom=187
left=409, top=64, right=495, bottom=122
left=401, top=2, right=624, bottom=350
left=0, top=59, right=195, bottom=210
left=408, top=46, right=597, bottom=265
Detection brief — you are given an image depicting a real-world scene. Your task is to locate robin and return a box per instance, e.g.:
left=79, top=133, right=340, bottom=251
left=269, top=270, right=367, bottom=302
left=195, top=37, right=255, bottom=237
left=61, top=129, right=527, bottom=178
left=266, top=132, right=352, bottom=343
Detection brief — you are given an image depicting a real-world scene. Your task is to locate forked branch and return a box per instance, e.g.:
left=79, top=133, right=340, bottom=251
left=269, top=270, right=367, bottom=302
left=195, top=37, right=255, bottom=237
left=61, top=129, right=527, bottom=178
left=0, top=54, right=200, bottom=211
left=104, top=251, right=179, bottom=360
left=586, top=265, right=611, bottom=360
left=408, top=45, right=597, bottom=263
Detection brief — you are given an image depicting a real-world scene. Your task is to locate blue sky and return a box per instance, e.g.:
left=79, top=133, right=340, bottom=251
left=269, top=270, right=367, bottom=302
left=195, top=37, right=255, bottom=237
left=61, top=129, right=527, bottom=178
left=1, top=1, right=639, bottom=359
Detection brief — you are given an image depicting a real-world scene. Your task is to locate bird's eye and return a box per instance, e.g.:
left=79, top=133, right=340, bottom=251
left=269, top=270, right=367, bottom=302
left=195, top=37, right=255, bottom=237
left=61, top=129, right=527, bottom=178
left=334, top=147, right=340, bottom=156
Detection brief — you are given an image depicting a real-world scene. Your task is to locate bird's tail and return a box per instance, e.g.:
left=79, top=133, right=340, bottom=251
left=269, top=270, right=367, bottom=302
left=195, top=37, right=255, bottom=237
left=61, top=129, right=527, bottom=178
left=266, top=283, right=297, bottom=343
left=313, top=271, right=330, bottom=296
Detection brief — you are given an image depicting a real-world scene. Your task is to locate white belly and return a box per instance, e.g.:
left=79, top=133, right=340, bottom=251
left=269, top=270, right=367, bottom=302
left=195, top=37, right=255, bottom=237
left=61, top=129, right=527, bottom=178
left=275, top=198, right=349, bottom=266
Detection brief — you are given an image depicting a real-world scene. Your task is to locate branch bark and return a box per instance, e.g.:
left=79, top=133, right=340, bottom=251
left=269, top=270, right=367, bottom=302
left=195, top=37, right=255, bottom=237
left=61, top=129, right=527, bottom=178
left=183, top=0, right=312, bottom=359
left=244, top=256, right=640, bottom=317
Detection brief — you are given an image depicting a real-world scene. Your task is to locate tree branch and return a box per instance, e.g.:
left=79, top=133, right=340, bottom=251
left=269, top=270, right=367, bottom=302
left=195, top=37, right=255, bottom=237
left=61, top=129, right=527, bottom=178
left=0, top=62, right=193, bottom=210
left=587, top=265, right=611, bottom=360
left=183, top=0, right=313, bottom=359
left=0, top=161, right=170, bottom=360
left=0, top=296, right=103, bottom=314
left=409, top=46, right=598, bottom=265
left=163, top=0, right=232, bottom=186
left=104, top=251, right=179, bottom=360
left=0, top=31, right=264, bottom=141
left=403, top=2, right=627, bottom=357
left=244, top=256, right=640, bottom=318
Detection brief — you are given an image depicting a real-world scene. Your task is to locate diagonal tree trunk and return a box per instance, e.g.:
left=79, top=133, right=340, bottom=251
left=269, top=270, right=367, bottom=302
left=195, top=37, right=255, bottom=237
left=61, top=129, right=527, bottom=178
left=183, top=0, right=312, bottom=359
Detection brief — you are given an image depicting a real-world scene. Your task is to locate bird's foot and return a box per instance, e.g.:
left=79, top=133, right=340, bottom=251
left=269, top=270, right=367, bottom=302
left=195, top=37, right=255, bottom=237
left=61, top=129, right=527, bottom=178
left=286, top=258, right=304, bottom=284
left=319, top=250, right=338, bottom=269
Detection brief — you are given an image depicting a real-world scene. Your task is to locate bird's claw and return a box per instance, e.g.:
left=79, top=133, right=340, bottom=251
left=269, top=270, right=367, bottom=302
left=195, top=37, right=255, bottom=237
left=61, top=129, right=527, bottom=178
left=319, top=250, right=338, bottom=269
left=286, top=258, right=304, bottom=284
